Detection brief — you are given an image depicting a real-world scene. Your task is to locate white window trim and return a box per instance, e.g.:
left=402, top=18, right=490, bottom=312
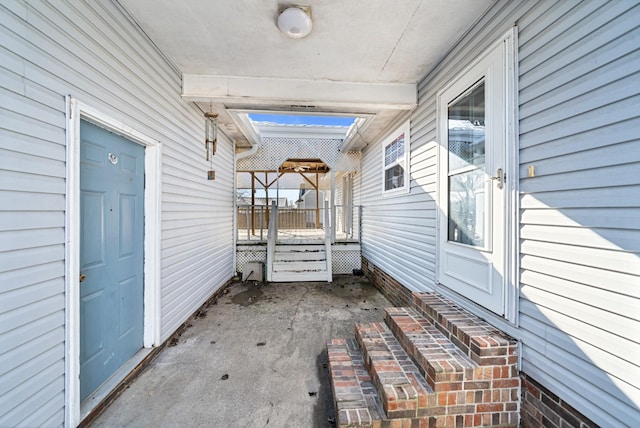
left=381, top=120, right=411, bottom=197
left=64, top=97, right=162, bottom=426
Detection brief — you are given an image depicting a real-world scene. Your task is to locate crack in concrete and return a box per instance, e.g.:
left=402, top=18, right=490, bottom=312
left=272, top=285, right=312, bottom=370
left=263, top=402, right=274, bottom=427
left=289, top=285, right=311, bottom=331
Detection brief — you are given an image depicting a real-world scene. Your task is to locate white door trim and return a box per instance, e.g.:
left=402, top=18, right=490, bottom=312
left=64, top=97, right=162, bottom=426
left=504, top=26, right=520, bottom=325
left=435, top=27, right=519, bottom=324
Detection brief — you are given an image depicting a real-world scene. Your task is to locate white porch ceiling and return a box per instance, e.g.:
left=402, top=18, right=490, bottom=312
left=118, top=0, right=493, bottom=148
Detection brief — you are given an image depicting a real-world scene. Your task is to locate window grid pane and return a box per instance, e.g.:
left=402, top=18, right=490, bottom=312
left=384, top=133, right=405, bottom=167
left=385, top=164, right=404, bottom=190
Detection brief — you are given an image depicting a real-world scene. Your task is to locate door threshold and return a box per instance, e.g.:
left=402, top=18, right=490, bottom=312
left=80, top=347, right=152, bottom=423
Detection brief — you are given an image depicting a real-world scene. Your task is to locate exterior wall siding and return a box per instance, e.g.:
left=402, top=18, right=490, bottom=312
left=0, top=1, right=233, bottom=426
left=517, top=1, right=640, bottom=426
left=360, top=0, right=639, bottom=426
left=361, top=0, right=531, bottom=292
left=360, top=115, right=436, bottom=292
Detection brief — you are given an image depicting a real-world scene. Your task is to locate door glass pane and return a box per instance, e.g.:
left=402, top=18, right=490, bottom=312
left=448, top=80, right=485, bottom=247
left=448, top=82, right=485, bottom=172
left=448, top=169, right=485, bottom=246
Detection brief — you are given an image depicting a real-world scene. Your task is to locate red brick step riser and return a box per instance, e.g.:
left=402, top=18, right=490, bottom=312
left=355, top=322, right=433, bottom=420
left=327, top=338, right=385, bottom=427
left=385, top=307, right=519, bottom=389
left=328, top=291, right=521, bottom=427
left=329, top=332, right=519, bottom=427
left=383, top=307, right=519, bottom=422
left=411, top=293, right=518, bottom=367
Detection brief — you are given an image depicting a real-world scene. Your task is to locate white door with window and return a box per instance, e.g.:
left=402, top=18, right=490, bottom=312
left=437, top=31, right=515, bottom=316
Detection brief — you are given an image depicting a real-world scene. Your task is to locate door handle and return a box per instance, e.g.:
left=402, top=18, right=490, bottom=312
left=490, top=168, right=505, bottom=190
left=79, top=273, right=86, bottom=282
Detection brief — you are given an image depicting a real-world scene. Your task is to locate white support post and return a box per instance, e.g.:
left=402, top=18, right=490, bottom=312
left=246, top=207, right=250, bottom=240
left=330, top=170, right=336, bottom=243
left=266, top=201, right=278, bottom=282
left=324, top=201, right=332, bottom=282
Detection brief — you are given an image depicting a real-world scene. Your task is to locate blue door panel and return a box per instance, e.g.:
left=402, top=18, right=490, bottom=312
left=79, top=120, right=144, bottom=401
left=119, top=194, right=136, bottom=257
left=80, top=290, right=105, bottom=362
left=81, top=191, right=106, bottom=268
left=83, top=142, right=105, bottom=167
left=119, top=276, right=137, bottom=337
left=118, top=152, right=138, bottom=174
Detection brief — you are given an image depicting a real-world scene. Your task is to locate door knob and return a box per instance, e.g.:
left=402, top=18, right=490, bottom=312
left=79, top=273, right=86, bottom=282
left=490, top=168, right=505, bottom=189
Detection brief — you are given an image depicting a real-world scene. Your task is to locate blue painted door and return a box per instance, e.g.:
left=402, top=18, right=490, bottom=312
left=79, top=120, right=144, bottom=401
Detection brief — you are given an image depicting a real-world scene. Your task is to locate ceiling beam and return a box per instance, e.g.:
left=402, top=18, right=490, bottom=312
left=182, top=74, right=417, bottom=110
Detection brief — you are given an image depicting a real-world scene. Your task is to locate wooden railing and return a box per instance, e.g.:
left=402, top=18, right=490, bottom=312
left=334, top=205, right=360, bottom=242
left=237, top=204, right=360, bottom=242
left=237, top=205, right=268, bottom=241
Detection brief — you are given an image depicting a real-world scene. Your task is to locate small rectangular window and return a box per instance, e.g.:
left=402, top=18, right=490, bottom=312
left=382, top=121, right=410, bottom=196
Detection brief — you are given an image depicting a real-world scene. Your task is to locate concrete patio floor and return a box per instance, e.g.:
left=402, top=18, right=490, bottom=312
left=90, top=275, right=391, bottom=428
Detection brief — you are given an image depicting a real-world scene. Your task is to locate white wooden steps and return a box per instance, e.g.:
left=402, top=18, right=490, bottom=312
left=270, top=243, right=332, bottom=282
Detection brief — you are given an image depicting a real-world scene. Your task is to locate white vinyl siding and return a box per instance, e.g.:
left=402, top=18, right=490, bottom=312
left=361, top=0, right=639, bottom=426
left=0, top=1, right=233, bottom=426
left=361, top=115, right=437, bottom=291
left=517, top=1, right=640, bottom=425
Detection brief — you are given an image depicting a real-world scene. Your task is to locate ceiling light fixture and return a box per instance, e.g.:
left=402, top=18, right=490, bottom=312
left=277, top=6, right=312, bottom=39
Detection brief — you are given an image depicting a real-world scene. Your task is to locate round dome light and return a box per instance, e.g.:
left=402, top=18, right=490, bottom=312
left=277, top=7, right=312, bottom=39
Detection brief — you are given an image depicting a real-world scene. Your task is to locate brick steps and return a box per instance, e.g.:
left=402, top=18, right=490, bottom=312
left=327, top=292, right=520, bottom=427
left=412, top=293, right=517, bottom=367
left=355, top=323, right=433, bottom=419
left=385, top=307, right=476, bottom=392
left=327, top=338, right=385, bottom=427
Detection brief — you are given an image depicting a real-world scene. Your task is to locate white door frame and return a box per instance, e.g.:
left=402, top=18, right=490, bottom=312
left=435, top=28, right=519, bottom=325
left=64, top=97, right=162, bottom=426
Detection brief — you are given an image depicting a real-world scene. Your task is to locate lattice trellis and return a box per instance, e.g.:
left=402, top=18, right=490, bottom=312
left=335, top=151, right=360, bottom=172
left=236, top=247, right=361, bottom=275
left=331, top=248, right=362, bottom=274
left=237, top=137, right=359, bottom=172
left=236, top=249, right=267, bottom=274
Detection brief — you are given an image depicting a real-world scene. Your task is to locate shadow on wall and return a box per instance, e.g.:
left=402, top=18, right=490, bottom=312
left=440, top=171, right=638, bottom=425
left=515, top=193, right=639, bottom=427
left=357, top=100, right=638, bottom=423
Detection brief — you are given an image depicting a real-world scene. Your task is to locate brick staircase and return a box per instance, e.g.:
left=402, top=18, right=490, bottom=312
left=327, top=292, right=519, bottom=427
